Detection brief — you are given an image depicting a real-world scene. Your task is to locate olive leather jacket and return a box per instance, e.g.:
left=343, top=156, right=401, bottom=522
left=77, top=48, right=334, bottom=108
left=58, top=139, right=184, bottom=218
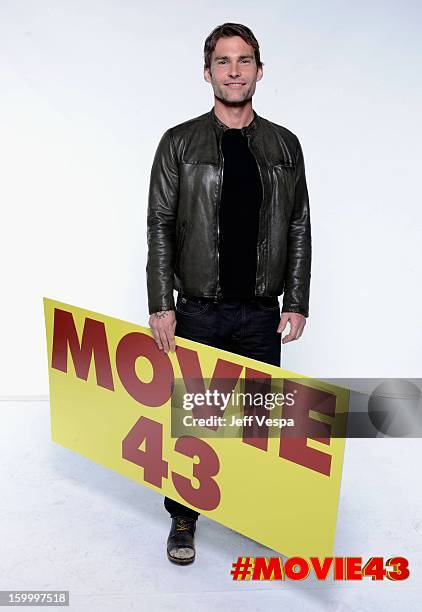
left=146, top=107, right=311, bottom=317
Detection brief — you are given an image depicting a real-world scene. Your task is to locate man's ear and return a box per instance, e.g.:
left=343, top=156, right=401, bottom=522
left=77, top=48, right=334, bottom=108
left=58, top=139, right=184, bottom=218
left=204, top=66, right=212, bottom=83
left=256, top=65, right=263, bottom=82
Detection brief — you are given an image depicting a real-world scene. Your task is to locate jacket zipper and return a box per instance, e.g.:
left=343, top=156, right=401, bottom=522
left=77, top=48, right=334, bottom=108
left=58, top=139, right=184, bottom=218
left=176, top=221, right=187, bottom=268
left=246, top=134, right=265, bottom=294
left=216, top=135, right=224, bottom=298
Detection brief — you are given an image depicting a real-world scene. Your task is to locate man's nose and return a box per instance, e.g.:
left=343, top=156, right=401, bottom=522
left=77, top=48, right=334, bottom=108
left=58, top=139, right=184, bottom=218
left=228, top=64, right=241, bottom=78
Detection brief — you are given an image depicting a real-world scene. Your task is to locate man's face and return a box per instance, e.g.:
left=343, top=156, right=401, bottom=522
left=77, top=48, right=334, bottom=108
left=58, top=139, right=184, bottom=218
left=204, top=35, right=263, bottom=105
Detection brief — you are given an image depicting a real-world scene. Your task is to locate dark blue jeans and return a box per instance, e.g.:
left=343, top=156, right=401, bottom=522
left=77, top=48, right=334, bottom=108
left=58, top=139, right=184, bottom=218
left=164, top=292, right=282, bottom=520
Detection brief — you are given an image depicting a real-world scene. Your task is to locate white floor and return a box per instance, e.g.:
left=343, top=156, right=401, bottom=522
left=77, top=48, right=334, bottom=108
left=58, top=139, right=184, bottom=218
left=0, top=400, right=421, bottom=612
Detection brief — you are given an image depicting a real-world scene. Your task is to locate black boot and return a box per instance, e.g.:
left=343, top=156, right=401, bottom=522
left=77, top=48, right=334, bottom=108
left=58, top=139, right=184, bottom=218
left=167, top=516, right=197, bottom=565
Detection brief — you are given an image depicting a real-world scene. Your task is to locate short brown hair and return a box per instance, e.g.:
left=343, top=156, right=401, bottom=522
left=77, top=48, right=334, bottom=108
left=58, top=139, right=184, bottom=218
left=204, top=23, right=264, bottom=71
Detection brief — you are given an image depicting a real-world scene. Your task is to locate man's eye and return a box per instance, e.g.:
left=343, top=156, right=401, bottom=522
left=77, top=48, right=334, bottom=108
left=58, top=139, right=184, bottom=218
left=216, top=59, right=250, bottom=65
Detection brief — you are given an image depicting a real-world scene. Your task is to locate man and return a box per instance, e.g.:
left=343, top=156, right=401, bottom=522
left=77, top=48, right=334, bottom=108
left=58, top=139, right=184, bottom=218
left=146, top=23, right=311, bottom=565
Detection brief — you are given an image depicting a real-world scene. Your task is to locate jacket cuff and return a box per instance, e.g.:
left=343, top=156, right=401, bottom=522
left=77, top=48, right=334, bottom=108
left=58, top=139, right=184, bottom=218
left=281, top=305, right=309, bottom=318
left=148, top=298, right=176, bottom=315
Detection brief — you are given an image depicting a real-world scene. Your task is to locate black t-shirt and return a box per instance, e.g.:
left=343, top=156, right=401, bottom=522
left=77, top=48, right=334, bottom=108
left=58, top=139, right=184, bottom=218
left=219, top=128, right=263, bottom=298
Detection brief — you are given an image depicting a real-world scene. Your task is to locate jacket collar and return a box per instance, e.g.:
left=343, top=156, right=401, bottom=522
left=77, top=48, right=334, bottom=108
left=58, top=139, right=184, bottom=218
left=210, top=106, right=259, bottom=136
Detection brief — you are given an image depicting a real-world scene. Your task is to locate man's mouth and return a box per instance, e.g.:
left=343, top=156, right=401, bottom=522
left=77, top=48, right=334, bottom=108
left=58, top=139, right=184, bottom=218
left=224, top=82, right=246, bottom=88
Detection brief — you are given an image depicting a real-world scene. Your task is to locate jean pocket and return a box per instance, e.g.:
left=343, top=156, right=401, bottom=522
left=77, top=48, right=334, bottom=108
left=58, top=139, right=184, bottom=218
left=176, top=295, right=211, bottom=317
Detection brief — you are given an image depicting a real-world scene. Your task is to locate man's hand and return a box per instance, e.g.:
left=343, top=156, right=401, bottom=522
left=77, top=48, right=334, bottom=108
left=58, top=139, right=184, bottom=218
left=277, top=312, right=306, bottom=344
left=149, top=310, right=176, bottom=353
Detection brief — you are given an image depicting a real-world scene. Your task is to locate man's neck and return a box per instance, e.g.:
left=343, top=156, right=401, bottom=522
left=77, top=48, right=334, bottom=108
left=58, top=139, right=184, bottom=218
left=213, top=100, right=255, bottom=129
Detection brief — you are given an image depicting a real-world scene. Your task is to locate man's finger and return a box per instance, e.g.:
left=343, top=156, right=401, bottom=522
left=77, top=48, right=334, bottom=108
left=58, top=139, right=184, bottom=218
left=277, top=316, right=289, bottom=334
left=282, top=322, right=300, bottom=344
left=282, top=333, right=295, bottom=344
left=159, top=327, right=170, bottom=353
left=167, top=326, right=176, bottom=352
left=148, top=317, right=163, bottom=350
left=296, top=319, right=307, bottom=340
left=151, top=326, right=163, bottom=350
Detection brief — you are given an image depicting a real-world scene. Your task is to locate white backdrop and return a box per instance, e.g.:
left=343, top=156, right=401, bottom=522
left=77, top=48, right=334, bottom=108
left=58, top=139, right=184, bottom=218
left=1, top=0, right=421, bottom=395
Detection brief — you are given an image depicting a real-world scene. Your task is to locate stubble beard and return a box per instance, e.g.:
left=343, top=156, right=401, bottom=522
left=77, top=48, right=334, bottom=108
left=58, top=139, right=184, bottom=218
left=213, top=82, right=256, bottom=106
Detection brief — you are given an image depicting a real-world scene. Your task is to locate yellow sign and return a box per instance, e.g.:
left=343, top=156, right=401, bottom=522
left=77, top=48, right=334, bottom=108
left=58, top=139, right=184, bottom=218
left=43, top=297, right=349, bottom=557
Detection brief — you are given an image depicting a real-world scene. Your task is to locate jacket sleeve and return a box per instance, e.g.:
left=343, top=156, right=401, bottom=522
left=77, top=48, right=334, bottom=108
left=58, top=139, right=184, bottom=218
left=146, top=128, right=179, bottom=315
left=281, top=139, right=312, bottom=317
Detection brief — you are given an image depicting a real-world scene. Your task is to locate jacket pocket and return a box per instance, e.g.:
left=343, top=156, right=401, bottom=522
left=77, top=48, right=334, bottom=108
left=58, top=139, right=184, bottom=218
left=271, top=160, right=296, bottom=222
